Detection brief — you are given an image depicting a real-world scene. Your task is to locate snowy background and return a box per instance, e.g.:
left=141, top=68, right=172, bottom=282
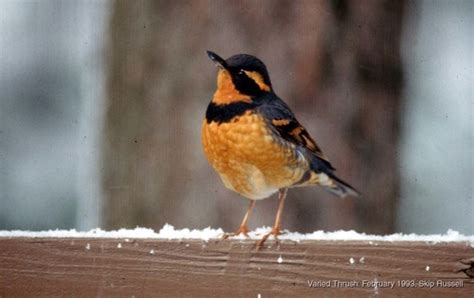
left=0, top=0, right=472, bottom=235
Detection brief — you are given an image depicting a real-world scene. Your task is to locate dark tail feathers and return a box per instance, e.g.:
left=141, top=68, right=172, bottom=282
left=305, top=150, right=360, bottom=198
left=324, top=172, right=360, bottom=198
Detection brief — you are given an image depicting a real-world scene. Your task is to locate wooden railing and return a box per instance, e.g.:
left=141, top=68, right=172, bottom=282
left=1, top=238, right=472, bottom=297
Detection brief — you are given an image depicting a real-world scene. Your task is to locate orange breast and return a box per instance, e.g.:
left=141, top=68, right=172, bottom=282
left=201, top=111, right=307, bottom=199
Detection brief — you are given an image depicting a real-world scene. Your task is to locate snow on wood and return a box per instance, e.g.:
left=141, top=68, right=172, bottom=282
left=1, top=236, right=472, bottom=297
left=0, top=224, right=473, bottom=245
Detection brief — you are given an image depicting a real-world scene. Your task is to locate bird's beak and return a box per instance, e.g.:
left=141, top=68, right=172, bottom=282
left=207, top=50, right=227, bottom=70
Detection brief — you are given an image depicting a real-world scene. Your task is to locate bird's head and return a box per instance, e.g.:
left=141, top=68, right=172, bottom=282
left=207, top=51, right=272, bottom=104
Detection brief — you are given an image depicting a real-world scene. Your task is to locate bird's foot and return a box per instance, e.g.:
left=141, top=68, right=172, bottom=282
left=222, top=225, right=250, bottom=240
left=256, top=227, right=282, bottom=250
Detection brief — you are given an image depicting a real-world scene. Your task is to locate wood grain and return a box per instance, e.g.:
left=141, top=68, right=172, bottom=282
left=0, top=238, right=472, bottom=297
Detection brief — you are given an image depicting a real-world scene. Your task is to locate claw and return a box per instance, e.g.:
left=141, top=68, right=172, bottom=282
left=256, top=227, right=282, bottom=250
left=256, top=189, right=288, bottom=251
left=222, top=225, right=250, bottom=240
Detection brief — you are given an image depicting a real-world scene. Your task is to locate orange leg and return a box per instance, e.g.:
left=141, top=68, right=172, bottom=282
left=223, top=199, right=256, bottom=239
left=257, top=188, right=288, bottom=249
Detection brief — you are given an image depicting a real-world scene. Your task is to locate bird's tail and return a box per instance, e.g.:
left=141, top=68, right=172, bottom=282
left=302, top=170, right=360, bottom=198
left=300, top=151, right=360, bottom=197
left=323, top=172, right=360, bottom=198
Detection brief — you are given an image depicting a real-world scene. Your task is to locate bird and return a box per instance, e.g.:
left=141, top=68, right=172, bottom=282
left=201, top=51, right=359, bottom=248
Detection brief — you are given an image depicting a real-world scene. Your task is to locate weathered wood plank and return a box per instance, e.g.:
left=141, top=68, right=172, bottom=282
left=0, top=238, right=472, bottom=297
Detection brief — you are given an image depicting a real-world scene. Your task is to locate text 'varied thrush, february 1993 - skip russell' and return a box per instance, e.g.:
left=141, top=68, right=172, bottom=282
left=201, top=51, right=359, bottom=249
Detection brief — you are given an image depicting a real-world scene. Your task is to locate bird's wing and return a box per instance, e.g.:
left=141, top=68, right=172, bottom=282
left=258, top=96, right=334, bottom=170
left=258, top=95, right=360, bottom=197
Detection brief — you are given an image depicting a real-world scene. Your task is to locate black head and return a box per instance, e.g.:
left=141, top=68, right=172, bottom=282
left=207, top=51, right=272, bottom=96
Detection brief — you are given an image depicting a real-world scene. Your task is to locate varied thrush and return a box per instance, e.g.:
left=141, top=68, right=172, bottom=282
left=202, top=51, right=359, bottom=248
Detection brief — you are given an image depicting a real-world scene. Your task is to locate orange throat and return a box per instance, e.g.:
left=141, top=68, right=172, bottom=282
left=212, top=70, right=252, bottom=105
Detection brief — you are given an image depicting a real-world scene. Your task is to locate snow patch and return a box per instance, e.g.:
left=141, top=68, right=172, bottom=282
left=0, top=224, right=473, bottom=244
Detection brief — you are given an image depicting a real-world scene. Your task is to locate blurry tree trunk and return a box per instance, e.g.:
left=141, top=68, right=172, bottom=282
left=102, top=0, right=405, bottom=234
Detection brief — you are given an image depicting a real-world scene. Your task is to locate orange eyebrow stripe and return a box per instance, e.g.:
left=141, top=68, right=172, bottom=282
left=244, top=71, right=271, bottom=92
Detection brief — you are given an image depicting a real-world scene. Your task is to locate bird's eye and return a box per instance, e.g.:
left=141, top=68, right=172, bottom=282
left=238, top=69, right=245, bottom=75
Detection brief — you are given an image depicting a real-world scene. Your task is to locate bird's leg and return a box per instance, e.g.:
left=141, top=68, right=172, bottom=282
left=257, top=188, right=288, bottom=249
left=223, top=199, right=256, bottom=239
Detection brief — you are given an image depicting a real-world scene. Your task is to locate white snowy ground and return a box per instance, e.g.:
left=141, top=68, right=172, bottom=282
left=0, top=224, right=473, bottom=245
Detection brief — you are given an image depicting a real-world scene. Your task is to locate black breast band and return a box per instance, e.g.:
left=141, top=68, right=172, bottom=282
left=205, top=101, right=257, bottom=124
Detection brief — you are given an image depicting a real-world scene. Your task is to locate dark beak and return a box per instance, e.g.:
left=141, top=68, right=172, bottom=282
left=207, top=50, right=227, bottom=69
